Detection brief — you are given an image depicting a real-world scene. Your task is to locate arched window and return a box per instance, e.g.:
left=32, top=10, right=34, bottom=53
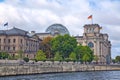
left=27, top=55, right=28, bottom=58
left=88, top=42, right=94, bottom=48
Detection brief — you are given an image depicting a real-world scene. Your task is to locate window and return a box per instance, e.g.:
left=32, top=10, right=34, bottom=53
left=8, top=47, right=10, bottom=50
left=13, top=39, right=16, bottom=43
left=4, top=46, right=5, bottom=50
left=13, top=54, right=15, bottom=58
left=87, top=28, right=89, bottom=33
left=20, top=47, right=22, bottom=50
left=92, top=28, right=94, bottom=32
left=89, top=28, right=91, bottom=32
left=27, top=55, right=28, bottom=57
left=4, top=39, right=6, bottom=43
left=26, top=43, right=28, bottom=46
left=13, top=47, right=15, bottom=50
left=21, top=39, right=23, bottom=43
left=88, top=42, right=94, bottom=48
left=8, top=39, right=10, bottom=43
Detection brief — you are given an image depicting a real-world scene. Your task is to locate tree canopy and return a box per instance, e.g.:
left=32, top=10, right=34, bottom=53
left=0, top=52, right=9, bottom=59
left=74, top=46, right=94, bottom=63
left=81, top=46, right=94, bottom=62
left=50, top=34, right=77, bottom=59
left=69, top=52, right=77, bottom=61
left=37, top=34, right=94, bottom=63
left=54, top=52, right=63, bottom=61
left=94, top=55, right=99, bottom=63
left=74, top=45, right=83, bottom=60
left=35, top=50, right=46, bottom=61
left=39, top=36, right=52, bottom=58
left=115, top=56, right=120, bottom=63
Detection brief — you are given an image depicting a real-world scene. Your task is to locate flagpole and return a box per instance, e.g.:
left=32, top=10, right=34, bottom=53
left=92, top=16, right=93, bottom=24
left=6, top=25, right=8, bottom=30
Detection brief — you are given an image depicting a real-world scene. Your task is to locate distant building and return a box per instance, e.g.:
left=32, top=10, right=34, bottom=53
left=36, top=33, right=52, bottom=40
left=75, top=24, right=111, bottom=64
left=0, top=27, right=41, bottom=59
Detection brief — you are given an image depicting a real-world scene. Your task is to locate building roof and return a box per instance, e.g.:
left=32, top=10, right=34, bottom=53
left=84, top=24, right=99, bottom=27
left=0, top=30, right=6, bottom=35
left=36, top=33, right=50, bottom=35
left=0, top=27, right=28, bottom=36
left=74, top=36, right=83, bottom=38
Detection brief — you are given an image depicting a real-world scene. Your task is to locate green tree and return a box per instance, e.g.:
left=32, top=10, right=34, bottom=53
left=112, top=59, right=116, bottom=63
left=80, top=46, right=94, bottom=63
left=0, top=52, right=9, bottom=59
left=115, top=56, right=120, bottom=63
left=40, top=36, right=53, bottom=58
left=35, top=50, right=46, bottom=61
left=69, top=52, right=77, bottom=61
left=94, top=55, right=99, bottom=64
left=51, top=34, right=77, bottom=59
left=18, top=50, right=24, bottom=59
left=74, top=45, right=82, bottom=61
left=65, top=58, right=71, bottom=62
left=82, top=53, right=91, bottom=64
left=54, top=52, right=63, bottom=61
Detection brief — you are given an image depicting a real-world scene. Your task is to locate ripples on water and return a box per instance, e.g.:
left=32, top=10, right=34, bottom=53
left=0, top=71, right=120, bottom=80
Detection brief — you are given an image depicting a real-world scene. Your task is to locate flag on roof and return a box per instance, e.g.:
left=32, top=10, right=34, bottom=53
left=4, top=22, right=8, bottom=26
left=88, top=15, right=92, bottom=19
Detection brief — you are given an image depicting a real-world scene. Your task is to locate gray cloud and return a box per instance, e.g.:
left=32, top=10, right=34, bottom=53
left=0, top=0, right=120, bottom=58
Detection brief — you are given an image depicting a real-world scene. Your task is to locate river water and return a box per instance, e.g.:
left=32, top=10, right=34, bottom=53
left=0, top=71, right=120, bottom=80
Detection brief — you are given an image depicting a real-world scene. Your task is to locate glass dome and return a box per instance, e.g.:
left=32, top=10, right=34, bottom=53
left=45, top=24, right=70, bottom=35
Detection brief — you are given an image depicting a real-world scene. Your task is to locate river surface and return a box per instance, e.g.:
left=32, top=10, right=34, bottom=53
left=0, top=71, right=120, bottom=80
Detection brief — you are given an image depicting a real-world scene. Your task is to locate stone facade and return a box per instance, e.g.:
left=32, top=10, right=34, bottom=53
left=0, top=27, right=41, bottom=59
left=36, top=33, right=53, bottom=40
left=0, top=24, right=111, bottom=63
left=75, top=24, right=111, bottom=64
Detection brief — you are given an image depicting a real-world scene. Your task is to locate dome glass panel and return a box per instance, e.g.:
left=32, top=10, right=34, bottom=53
left=45, top=24, right=69, bottom=35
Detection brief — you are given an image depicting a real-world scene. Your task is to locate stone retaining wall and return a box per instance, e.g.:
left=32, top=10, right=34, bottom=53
left=0, top=63, right=120, bottom=76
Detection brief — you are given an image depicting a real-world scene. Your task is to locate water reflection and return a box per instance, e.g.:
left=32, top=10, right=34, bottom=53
left=0, top=71, right=120, bottom=80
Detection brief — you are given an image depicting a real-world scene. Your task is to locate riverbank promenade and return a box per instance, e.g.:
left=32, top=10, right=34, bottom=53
left=0, top=60, right=120, bottom=77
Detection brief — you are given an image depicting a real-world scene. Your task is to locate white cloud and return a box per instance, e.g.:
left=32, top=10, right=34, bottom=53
left=0, top=0, right=120, bottom=58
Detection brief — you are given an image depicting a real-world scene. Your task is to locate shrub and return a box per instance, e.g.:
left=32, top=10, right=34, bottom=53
left=34, top=59, right=38, bottom=62
left=65, top=58, right=71, bottom=62
left=23, top=57, right=29, bottom=62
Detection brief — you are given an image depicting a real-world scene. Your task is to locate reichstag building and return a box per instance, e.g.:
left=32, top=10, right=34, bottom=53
left=0, top=23, right=111, bottom=64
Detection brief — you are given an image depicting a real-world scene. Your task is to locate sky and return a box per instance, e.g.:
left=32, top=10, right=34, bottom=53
left=0, top=0, right=120, bottom=58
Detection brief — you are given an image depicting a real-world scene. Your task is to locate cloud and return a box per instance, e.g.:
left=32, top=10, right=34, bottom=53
left=0, top=0, right=120, bottom=58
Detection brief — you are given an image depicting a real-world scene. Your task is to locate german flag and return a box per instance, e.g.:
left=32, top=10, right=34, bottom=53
left=88, top=15, right=92, bottom=19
